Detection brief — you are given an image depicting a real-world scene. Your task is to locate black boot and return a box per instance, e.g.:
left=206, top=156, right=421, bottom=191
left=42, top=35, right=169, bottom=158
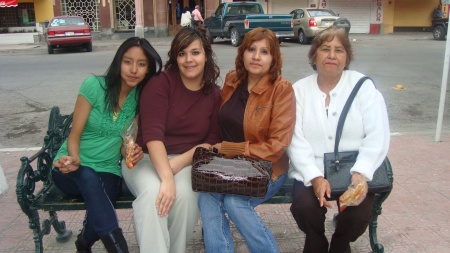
left=100, top=228, right=129, bottom=253
left=75, top=233, right=94, bottom=253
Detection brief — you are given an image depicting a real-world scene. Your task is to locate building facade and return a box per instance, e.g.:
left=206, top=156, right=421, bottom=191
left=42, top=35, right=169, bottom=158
left=0, top=0, right=447, bottom=36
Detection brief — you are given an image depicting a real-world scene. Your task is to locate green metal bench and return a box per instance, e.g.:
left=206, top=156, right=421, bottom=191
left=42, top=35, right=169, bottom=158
left=15, top=106, right=392, bottom=253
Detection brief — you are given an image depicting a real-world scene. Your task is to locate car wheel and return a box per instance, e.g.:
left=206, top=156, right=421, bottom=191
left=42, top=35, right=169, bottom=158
left=433, top=26, right=446, bottom=40
left=298, top=30, right=308, bottom=45
left=230, top=28, right=242, bottom=47
left=206, top=28, right=214, bottom=45
left=47, top=45, right=54, bottom=54
left=278, top=38, right=284, bottom=44
left=85, top=42, right=93, bottom=52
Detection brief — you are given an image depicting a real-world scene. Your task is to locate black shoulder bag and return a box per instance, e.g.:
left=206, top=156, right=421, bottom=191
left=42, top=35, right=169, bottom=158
left=323, top=76, right=393, bottom=195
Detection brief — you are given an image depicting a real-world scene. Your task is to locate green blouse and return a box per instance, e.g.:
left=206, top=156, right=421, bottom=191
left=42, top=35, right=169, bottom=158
left=54, top=76, right=137, bottom=177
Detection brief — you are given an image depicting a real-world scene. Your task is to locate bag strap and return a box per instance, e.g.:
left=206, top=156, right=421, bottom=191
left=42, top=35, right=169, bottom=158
left=333, top=76, right=373, bottom=159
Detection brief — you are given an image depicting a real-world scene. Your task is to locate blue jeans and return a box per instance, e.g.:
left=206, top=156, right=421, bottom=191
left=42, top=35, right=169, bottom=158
left=51, top=166, right=121, bottom=243
left=198, top=172, right=287, bottom=253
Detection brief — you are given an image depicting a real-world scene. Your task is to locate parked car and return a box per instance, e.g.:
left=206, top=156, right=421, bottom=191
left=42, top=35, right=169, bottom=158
left=204, top=2, right=293, bottom=47
left=432, top=17, right=448, bottom=40
left=289, top=8, right=350, bottom=44
left=45, top=16, right=92, bottom=54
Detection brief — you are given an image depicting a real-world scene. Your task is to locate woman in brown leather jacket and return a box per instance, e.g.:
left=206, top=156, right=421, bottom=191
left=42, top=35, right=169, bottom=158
left=198, top=27, right=296, bottom=253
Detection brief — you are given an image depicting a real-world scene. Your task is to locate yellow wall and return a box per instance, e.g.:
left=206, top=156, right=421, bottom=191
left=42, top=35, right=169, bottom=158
left=33, top=0, right=54, bottom=23
left=382, top=0, right=395, bottom=34
left=394, top=0, right=439, bottom=27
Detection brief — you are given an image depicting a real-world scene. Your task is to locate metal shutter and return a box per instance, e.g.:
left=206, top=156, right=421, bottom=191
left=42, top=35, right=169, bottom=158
left=327, top=0, right=371, bottom=33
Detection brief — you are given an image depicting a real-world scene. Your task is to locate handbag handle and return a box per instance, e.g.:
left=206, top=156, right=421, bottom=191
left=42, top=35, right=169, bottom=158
left=333, top=76, right=373, bottom=161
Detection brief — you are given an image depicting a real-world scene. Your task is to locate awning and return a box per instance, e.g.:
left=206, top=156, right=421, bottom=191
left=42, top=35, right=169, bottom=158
left=0, top=0, right=18, bottom=7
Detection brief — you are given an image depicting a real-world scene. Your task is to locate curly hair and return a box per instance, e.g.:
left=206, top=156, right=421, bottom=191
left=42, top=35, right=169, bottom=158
left=234, top=27, right=282, bottom=84
left=308, top=25, right=354, bottom=70
left=164, top=27, right=220, bottom=95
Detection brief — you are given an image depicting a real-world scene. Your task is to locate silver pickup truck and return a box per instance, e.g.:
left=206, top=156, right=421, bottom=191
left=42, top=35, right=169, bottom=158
left=204, top=2, right=293, bottom=47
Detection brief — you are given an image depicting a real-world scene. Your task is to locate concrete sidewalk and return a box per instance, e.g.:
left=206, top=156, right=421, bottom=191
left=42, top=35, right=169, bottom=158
left=0, top=36, right=174, bottom=53
left=0, top=133, right=449, bottom=252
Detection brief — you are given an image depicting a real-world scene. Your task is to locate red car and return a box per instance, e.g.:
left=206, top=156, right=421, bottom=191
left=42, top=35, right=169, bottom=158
left=45, top=16, right=92, bottom=54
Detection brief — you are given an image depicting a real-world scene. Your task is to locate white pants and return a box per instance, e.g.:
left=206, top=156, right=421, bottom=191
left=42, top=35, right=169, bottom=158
left=122, top=155, right=199, bottom=253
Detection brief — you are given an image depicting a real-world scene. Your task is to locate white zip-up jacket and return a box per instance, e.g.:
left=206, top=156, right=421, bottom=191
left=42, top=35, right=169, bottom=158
left=287, top=70, right=390, bottom=186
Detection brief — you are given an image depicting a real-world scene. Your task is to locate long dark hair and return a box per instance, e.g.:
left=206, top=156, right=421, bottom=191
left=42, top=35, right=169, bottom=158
left=103, top=37, right=162, bottom=115
left=164, top=27, right=220, bottom=95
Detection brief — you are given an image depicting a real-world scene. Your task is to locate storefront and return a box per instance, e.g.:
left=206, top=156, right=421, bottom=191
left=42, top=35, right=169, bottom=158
left=0, top=0, right=36, bottom=29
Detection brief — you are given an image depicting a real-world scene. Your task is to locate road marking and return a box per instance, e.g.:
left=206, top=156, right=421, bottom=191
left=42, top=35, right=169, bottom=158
left=0, top=147, right=41, bottom=152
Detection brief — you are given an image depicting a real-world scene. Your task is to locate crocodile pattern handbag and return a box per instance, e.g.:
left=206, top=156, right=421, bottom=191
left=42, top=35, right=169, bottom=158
left=191, top=147, right=272, bottom=198
left=323, top=77, right=393, bottom=195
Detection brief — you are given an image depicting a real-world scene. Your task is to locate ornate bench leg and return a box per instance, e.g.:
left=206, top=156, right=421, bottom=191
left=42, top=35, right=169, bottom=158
left=25, top=208, right=44, bottom=253
left=49, top=211, right=72, bottom=242
left=369, top=191, right=391, bottom=253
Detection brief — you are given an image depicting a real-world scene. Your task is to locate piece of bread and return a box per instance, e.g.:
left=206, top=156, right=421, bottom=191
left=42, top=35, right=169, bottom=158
left=125, top=139, right=135, bottom=169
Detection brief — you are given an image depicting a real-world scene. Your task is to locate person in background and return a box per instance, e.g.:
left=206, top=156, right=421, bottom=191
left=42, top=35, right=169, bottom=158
left=52, top=37, right=162, bottom=253
left=198, top=27, right=296, bottom=253
left=180, top=6, right=192, bottom=27
left=287, top=25, right=390, bottom=253
left=192, top=5, right=204, bottom=27
left=434, top=4, right=443, bottom=19
left=122, top=27, right=221, bottom=253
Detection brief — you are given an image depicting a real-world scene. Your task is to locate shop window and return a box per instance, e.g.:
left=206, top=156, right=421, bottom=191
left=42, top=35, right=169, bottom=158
left=0, top=3, right=35, bottom=27
left=115, top=0, right=136, bottom=31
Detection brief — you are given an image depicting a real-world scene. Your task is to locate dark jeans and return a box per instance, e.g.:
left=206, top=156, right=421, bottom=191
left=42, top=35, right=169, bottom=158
left=290, top=179, right=375, bottom=253
left=52, top=165, right=122, bottom=243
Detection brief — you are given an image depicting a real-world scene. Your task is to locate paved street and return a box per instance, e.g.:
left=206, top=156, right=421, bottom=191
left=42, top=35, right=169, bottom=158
left=0, top=32, right=449, bottom=252
left=0, top=32, right=449, bottom=150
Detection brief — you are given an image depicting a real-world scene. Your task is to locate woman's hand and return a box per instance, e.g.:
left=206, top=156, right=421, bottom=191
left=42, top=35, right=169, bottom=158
left=350, top=172, right=368, bottom=203
left=122, top=142, right=144, bottom=169
left=311, top=176, right=332, bottom=208
left=156, top=179, right=176, bottom=217
left=338, top=172, right=368, bottom=212
left=130, top=143, right=144, bottom=166
left=168, top=143, right=212, bottom=175
left=53, top=156, right=80, bottom=174
left=212, top=143, right=222, bottom=153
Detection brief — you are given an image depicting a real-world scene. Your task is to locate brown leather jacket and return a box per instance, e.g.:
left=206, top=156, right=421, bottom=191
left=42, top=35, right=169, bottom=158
left=220, top=71, right=296, bottom=180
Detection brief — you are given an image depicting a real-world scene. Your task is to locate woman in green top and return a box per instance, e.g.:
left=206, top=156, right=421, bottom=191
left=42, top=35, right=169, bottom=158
left=51, top=37, right=162, bottom=253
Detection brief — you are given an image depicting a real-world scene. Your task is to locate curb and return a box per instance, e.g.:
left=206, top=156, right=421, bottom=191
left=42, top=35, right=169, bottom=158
left=0, top=165, right=9, bottom=196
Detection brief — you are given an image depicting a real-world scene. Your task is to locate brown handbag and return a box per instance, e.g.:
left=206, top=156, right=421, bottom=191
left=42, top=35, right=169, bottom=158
left=191, top=147, right=272, bottom=198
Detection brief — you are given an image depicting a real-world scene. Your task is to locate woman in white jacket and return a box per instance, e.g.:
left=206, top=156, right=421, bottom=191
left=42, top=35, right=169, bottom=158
left=180, top=7, right=192, bottom=27
left=287, top=25, right=390, bottom=253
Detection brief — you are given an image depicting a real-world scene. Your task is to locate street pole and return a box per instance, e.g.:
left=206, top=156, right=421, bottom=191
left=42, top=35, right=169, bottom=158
left=435, top=22, right=450, bottom=141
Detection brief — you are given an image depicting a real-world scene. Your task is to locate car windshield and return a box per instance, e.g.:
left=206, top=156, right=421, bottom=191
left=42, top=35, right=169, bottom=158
left=50, top=17, right=85, bottom=27
left=307, top=9, right=336, bottom=17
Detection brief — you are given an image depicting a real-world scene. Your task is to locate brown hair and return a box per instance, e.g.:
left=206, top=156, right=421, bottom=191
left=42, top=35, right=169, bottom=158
left=234, top=27, right=282, bottom=84
left=164, top=27, right=220, bottom=94
left=308, top=25, right=354, bottom=70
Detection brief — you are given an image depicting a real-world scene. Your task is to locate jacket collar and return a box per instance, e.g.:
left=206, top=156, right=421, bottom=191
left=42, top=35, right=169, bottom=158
left=225, top=71, right=279, bottom=95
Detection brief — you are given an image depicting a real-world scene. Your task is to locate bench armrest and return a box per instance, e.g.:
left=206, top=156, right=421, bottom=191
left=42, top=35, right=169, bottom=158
left=16, top=106, right=73, bottom=216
